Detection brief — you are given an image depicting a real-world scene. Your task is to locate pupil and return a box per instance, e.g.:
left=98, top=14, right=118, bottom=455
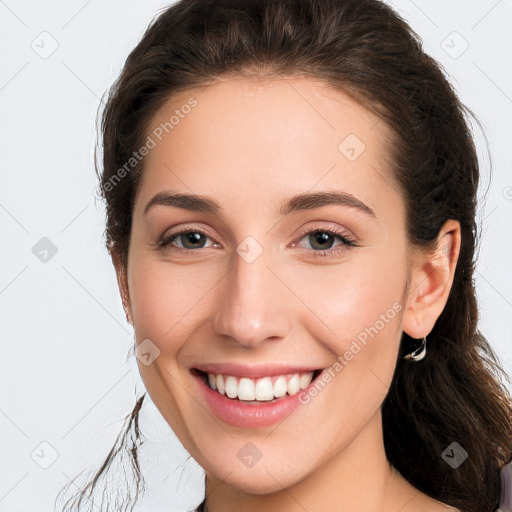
left=310, top=231, right=333, bottom=250
left=182, top=232, right=205, bottom=249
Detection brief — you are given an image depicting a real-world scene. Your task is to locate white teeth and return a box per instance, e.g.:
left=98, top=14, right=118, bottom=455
left=238, top=378, right=255, bottom=401
left=299, top=372, right=313, bottom=389
left=204, top=371, right=316, bottom=401
left=216, top=373, right=225, bottom=395
left=225, top=375, right=238, bottom=399
left=255, top=377, right=274, bottom=400
left=287, top=374, right=300, bottom=396
left=273, top=376, right=288, bottom=397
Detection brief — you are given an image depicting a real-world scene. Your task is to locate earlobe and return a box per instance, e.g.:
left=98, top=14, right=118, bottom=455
left=402, top=219, right=461, bottom=339
left=109, top=246, right=133, bottom=326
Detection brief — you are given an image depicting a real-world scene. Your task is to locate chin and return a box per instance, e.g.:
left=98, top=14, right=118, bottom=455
left=199, top=447, right=317, bottom=496
left=217, top=467, right=306, bottom=495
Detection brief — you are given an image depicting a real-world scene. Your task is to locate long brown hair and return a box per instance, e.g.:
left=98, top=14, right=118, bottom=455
left=56, top=1, right=512, bottom=511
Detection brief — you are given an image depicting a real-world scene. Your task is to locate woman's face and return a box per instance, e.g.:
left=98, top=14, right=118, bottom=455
left=124, top=76, right=413, bottom=493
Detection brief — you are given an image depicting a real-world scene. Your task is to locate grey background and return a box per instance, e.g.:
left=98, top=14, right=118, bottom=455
left=0, top=1, right=511, bottom=511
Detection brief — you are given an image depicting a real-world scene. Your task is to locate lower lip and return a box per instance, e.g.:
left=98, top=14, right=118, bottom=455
left=192, top=371, right=314, bottom=428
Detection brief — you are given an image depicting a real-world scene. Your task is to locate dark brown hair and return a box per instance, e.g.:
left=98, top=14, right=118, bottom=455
left=56, top=1, right=512, bottom=511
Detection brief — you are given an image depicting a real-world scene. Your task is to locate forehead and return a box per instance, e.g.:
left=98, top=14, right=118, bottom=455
left=136, top=75, right=400, bottom=219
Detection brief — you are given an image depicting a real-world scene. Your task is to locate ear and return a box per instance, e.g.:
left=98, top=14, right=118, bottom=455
left=109, top=245, right=133, bottom=326
left=402, top=219, right=461, bottom=339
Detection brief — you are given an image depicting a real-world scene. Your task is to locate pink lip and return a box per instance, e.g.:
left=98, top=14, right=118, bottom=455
left=191, top=369, right=321, bottom=428
left=192, top=362, right=320, bottom=379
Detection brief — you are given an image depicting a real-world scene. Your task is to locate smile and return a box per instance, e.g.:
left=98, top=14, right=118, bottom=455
left=191, top=366, right=324, bottom=428
left=199, top=370, right=320, bottom=402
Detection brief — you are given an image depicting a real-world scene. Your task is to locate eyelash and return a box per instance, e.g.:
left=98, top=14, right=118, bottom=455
left=157, top=226, right=357, bottom=258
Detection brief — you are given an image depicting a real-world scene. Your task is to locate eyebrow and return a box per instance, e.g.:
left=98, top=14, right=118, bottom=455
left=144, top=190, right=376, bottom=218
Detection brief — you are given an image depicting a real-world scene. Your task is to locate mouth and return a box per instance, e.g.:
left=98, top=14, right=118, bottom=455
left=191, top=368, right=324, bottom=403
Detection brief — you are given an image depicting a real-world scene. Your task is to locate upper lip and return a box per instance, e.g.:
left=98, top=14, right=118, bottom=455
left=192, top=363, right=323, bottom=379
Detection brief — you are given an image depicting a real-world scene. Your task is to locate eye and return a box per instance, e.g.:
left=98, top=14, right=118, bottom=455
left=292, top=227, right=356, bottom=257
left=157, top=228, right=219, bottom=252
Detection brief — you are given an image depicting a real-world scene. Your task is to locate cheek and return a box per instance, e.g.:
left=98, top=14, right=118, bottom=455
left=128, top=258, right=223, bottom=345
left=288, top=248, right=406, bottom=341
left=285, top=250, right=406, bottom=407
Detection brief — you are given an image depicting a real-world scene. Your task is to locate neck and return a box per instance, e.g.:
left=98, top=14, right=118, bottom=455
left=204, top=409, right=414, bottom=512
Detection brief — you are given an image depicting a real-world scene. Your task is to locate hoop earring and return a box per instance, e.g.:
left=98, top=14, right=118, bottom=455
left=402, top=336, right=427, bottom=362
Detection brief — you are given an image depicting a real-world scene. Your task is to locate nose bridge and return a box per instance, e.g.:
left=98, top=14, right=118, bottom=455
left=213, top=241, right=292, bottom=347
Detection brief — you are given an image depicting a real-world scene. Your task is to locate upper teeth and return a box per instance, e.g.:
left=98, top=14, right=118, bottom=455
left=206, top=372, right=314, bottom=401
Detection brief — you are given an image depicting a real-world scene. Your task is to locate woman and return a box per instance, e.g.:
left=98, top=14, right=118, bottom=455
left=56, top=0, right=512, bottom=511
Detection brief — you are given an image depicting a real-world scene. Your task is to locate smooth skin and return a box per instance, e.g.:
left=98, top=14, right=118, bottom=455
left=111, top=75, right=461, bottom=512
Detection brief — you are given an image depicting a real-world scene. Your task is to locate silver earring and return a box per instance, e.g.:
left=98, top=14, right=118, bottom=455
left=402, top=336, right=427, bottom=362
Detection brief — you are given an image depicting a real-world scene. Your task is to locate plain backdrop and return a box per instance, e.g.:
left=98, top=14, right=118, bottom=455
left=0, top=1, right=511, bottom=511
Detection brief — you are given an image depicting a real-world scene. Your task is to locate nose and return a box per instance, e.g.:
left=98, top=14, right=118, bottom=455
left=213, top=245, right=293, bottom=348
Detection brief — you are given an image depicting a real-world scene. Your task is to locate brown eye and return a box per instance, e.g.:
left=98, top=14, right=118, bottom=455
left=158, top=229, right=217, bottom=251
left=297, top=229, right=354, bottom=252
left=307, top=231, right=337, bottom=250
left=289, top=227, right=357, bottom=259
left=177, top=231, right=208, bottom=249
